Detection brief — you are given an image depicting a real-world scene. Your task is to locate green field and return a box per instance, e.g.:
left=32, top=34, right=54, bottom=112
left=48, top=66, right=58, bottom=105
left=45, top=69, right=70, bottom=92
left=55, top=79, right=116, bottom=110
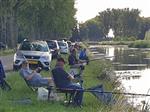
left=0, top=58, right=134, bottom=112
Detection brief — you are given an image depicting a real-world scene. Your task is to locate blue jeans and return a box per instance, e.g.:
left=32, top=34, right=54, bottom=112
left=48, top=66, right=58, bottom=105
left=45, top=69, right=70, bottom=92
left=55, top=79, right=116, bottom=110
left=65, top=83, right=84, bottom=106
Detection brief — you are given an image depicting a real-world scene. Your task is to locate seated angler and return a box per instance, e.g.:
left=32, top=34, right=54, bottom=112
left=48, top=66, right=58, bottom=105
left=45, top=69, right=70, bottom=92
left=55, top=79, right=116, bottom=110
left=52, top=57, right=84, bottom=106
left=79, top=48, right=89, bottom=65
left=68, top=49, right=86, bottom=68
left=20, top=60, right=52, bottom=87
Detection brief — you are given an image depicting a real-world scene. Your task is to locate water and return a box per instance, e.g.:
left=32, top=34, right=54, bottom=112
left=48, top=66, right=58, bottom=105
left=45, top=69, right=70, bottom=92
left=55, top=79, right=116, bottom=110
left=89, top=45, right=150, bottom=109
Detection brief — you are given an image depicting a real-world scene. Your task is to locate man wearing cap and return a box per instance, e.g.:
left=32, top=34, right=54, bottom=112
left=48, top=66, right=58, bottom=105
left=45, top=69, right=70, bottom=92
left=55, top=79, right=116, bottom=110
left=52, top=57, right=84, bottom=106
left=20, top=60, right=52, bottom=87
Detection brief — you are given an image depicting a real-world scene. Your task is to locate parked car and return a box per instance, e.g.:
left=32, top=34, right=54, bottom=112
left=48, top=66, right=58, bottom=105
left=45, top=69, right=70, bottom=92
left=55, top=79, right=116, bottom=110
left=0, top=42, right=7, bottom=50
left=13, top=40, right=52, bottom=70
left=46, top=40, right=60, bottom=59
left=58, top=41, right=69, bottom=54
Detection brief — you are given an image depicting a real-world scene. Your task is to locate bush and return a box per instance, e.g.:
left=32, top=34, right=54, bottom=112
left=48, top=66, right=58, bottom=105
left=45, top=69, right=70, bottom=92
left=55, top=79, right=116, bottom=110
left=113, top=36, right=136, bottom=41
left=128, top=40, right=150, bottom=48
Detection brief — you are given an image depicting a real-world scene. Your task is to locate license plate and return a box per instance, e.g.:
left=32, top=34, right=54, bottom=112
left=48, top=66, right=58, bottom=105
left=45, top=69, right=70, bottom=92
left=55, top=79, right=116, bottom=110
left=28, top=60, right=38, bottom=64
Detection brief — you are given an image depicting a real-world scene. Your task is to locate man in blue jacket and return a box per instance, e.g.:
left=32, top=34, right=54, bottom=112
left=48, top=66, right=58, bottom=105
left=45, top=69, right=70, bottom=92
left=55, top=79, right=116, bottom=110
left=79, top=48, right=89, bottom=64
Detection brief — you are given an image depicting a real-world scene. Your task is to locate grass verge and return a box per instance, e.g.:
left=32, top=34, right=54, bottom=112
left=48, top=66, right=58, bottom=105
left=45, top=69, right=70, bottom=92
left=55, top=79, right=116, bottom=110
left=99, top=41, right=133, bottom=45
left=0, top=49, right=15, bottom=56
left=0, top=56, right=134, bottom=112
left=128, top=40, right=150, bottom=48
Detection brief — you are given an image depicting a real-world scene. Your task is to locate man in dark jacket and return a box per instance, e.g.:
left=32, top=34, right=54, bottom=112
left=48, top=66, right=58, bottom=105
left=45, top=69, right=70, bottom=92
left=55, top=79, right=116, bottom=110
left=68, top=49, right=78, bottom=66
left=0, top=60, right=11, bottom=91
left=52, top=57, right=84, bottom=106
left=0, top=60, right=5, bottom=81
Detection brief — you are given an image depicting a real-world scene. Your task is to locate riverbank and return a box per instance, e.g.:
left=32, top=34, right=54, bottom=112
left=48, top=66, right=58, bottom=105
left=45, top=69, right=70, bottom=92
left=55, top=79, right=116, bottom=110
left=86, top=42, right=150, bottom=111
left=0, top=53, right=135, bottom=112
left=86, top=40, right=150, bottom=48
left=128, top=40, right=150, bottom=48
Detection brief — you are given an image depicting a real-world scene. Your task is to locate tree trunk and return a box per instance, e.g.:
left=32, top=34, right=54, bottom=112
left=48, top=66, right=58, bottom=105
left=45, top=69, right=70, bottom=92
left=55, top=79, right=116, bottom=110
left=9, top=13, right=18, bottom=48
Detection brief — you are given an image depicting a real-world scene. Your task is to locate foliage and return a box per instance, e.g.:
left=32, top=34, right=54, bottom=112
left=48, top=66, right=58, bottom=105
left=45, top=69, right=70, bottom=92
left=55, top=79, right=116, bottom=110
left=144, top=30, right=150, bottom=40
left=0, top=0, right=76, bottom=48
left=113, top=36, right=136, bottom=41
left=99, top=8, right=141, bottom=38
left=79, top=16, right=105, bottom=41
left=0, top=49, right=15, bottom=56
left=128, top=40, right=150, bottom=48
left=79, top=8, right=150, bottom=41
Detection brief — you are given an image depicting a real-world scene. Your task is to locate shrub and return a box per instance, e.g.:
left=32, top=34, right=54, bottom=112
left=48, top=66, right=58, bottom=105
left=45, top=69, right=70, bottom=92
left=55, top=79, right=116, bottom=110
left=128, top=40, right=150, bottom=48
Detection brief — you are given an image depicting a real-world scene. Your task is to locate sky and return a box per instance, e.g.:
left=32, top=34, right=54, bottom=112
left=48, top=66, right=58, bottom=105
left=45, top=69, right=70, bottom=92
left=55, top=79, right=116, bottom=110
left=75, top=0, right=150, bottom=23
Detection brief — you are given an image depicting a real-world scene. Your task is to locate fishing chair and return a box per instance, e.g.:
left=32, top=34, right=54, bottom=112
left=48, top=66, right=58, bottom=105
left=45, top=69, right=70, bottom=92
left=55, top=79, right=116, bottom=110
left=19, top=72, right=53, bottom=100
left=51, top=76, right=76, bottom=105
left=69, top=65, right=85, bottom=87
left=55, top=87, right=76, bottom=105
left=0, top=60, right=11, bottom=91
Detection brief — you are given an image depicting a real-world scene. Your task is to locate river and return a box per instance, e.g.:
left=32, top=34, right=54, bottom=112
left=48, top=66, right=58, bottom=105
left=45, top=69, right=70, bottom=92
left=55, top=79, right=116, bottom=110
left=89, top=45, right=150, bottom=110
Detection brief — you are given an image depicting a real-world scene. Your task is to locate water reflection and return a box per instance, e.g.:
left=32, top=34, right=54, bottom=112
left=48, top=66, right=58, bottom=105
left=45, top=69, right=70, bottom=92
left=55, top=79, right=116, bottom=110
left=106, top=47, right=115, bottom=61
left=89, top=45, right=150, bottom=108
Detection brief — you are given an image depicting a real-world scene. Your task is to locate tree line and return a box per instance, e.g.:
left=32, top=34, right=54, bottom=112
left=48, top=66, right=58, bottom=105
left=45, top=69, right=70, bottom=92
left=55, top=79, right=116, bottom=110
left=0, top=0, right=76, bottom=48
left=79, top=8, right=150, bottom=41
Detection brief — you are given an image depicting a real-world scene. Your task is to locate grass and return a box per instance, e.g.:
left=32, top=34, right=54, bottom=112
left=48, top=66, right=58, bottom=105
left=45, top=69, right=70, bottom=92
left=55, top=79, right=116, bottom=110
left=0, top=55, right=134, bottom=112
left=0, top=49, right=15, bottom=56
left=128, top=40, right=150, bottom=48
left=88, top=40, right=150, bottom=49
left=99, top=41, right=133, bottom=45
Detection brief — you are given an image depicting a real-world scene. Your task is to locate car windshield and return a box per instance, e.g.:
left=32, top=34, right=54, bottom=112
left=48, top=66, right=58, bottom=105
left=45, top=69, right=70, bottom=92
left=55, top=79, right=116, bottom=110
left=58, top=42, right=66, bottom=46
left=47, top=41, right=57, bottom=49
left=19, top=41, right=49, bottom=52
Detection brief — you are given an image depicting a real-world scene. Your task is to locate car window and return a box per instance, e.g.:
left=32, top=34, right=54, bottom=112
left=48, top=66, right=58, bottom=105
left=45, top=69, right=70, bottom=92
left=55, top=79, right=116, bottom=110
left=58, top=42, right=66, bottom=46
left=19, top=41, right=33, bottom=51
left=32, top=43, right=49, bottom=52
left=47, top=41, right=57, bottom=49
left=19, top=41, right=49, bottom=52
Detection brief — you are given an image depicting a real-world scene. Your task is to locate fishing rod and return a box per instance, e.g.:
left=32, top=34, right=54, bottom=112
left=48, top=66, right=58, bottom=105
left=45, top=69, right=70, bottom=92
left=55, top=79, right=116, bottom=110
left=53, top=87, right=150, bottom=97
left=89, top=56, right=114, bottom=62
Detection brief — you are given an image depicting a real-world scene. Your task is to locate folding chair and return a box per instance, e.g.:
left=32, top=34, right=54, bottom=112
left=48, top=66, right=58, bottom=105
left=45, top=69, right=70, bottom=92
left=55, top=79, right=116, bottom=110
left=0, top=60, right=11, bottom=91
left=19, top=71, right=52, bottom=100
left=51, top=75, right=75, bottom=105
left=55, top=87, right=75, bottom=105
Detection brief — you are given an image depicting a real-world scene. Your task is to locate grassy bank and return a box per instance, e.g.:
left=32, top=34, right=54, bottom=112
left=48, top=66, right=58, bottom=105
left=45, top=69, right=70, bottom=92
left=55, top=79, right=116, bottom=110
left=99, top=41, right=133, bottom=45
left=0, top=57, right=134, bottom=112
left=0, top=49, right=15, bottom=56
left=128, top=40, right=150, bottom=48
left=87, top=40, right=150, bottom=49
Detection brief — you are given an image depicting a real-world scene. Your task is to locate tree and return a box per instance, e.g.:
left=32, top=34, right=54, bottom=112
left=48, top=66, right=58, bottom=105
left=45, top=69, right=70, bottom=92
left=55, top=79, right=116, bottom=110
left=79, top=16, right=104, bottom=41
left=98, top=8, right=141, bottom=38
left=0, top=0, right=76, bottom=48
